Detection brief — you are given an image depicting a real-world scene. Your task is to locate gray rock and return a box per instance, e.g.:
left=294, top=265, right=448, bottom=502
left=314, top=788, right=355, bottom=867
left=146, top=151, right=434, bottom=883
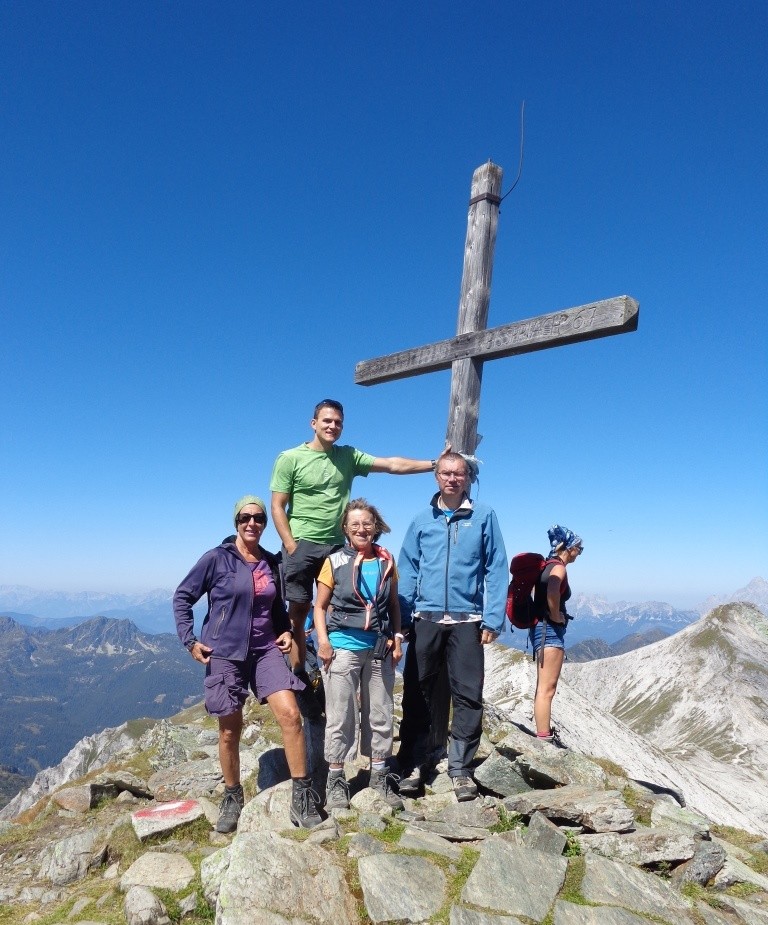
left=426, top=798, right=501, bottom=829
left=695, top=904, right=740, bottom=925
left=130, top=799, right=205, bottom=840
left=719, top=896, right=768, bottom=924
left=713, top=855, right=768, bottom=892
left=672, top=840, right=726, bottom=886
left=405, top=819, right=490, bottom=841
left=400, top=827, right=463, bottom=860
left=347, top=833, right=387, bottom=857
left=493, top=730, right=608, bottom=791
left=359, top=853, right=446, bottom=923
left=504, top=785, right=635, bottom=834
left=236, top=780, right=295, bottom=833
left=358, top=813, right=388, bottom=832
left=37, top=828, right=105, bottom=885
left=350, top=788, right=395, bottom=816
left=147, top=759, right=223, bottom=800
left=474, top=749, right=532, bottom=796
left=524, top=811, right=567, bottom=856
left=577, top=829, right=696, bottom=866
left=178, top=891, right=198, bottom=917
left=200, top=846, right=230, bottom=907
left=462, top=839, right=567, bottom=922
left=93, top=770, right=152, bottom=798
left=650, top=801, right=710, bottom=838
left=217, top=830, right=356, bottom=924
left=123, top=885, right=170, bottom=925
left=450, top=907, right=525, bottom=924
left=580, top=854, right=694, bottom=925
left=52, top=784, right=104, bottom=813
left=120, top=852, right=195, bottom=893
left=553, top=900, right=651, bottom=924
left=68, top=895, right=93, bottom=917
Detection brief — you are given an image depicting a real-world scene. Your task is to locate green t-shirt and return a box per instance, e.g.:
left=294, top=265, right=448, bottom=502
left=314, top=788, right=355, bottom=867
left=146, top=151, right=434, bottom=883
left=269, top=443, right=375, bottom=544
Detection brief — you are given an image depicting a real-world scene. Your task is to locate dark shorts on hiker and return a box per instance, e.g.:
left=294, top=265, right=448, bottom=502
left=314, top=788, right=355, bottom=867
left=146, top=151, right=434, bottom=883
left=530, top=619, right=567, bottom=654
left=203, top=647, right=306, bottom=716
left=282, top=539, right=340, bottom=604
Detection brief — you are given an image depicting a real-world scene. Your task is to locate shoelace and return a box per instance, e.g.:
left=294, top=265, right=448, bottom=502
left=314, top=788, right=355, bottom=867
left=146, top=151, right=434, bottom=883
left=381, top=772, right=400, bottom=795
left=300, top=785, right=321, bottom=813
left=329, top=775, right=350, bottom=796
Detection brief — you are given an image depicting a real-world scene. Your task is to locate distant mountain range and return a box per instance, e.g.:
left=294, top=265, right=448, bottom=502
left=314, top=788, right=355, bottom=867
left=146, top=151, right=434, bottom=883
left=501, top=577, right=768, bottom=656
left=2, top=577, right=766, bottom=639
left=0, top=585, right=185, bottom=634
left=0, top=615, right=202, bottom=796
left=566, top=627, right=671, bottom=662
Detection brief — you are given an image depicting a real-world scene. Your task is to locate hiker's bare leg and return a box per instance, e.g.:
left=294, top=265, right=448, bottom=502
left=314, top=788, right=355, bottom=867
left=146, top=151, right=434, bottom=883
left=267, top=689, right=307, bottom=777
left=218, top=711, right=243, bottom=788
left=533, top=647, right=565, bottom=735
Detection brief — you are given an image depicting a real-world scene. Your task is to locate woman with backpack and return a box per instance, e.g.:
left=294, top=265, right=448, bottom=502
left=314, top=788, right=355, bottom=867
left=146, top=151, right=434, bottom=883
left=531, top=524, right=583, bottom=745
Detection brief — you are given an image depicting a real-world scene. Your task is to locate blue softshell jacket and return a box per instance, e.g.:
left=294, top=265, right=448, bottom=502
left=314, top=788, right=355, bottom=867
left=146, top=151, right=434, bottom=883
left=397, top=493, right=508, bottom=634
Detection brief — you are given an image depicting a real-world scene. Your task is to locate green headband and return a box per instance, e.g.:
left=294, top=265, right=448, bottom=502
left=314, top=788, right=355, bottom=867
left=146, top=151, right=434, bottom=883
left=233, top=494, right=267, bottom=525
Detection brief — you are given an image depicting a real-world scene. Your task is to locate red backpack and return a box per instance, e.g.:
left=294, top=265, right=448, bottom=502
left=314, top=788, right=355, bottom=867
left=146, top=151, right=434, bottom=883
left=505, top=553, right=560, bottom=630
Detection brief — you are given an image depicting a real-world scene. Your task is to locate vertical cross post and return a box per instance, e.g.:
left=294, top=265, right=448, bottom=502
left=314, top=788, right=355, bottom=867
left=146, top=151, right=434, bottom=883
left=446, top=161, right=503, bottom=453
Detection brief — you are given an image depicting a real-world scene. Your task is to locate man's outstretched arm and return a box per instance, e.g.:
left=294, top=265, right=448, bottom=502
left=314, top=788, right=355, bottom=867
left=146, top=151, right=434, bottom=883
left=369, top=443, right=451, bottom=474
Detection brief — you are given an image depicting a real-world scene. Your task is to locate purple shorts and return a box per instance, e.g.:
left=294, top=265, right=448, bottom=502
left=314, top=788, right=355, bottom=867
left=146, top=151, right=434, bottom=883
left=203, top=646, right=306, bottom=717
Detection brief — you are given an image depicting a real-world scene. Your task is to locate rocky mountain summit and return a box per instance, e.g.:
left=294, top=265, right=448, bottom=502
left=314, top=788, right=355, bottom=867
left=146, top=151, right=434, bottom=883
left=3, top=610, right=768, bottom=925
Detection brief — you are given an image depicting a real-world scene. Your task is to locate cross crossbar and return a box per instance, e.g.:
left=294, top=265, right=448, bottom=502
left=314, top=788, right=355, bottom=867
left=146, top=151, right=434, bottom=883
left=355, top=295, right=638, bottom=386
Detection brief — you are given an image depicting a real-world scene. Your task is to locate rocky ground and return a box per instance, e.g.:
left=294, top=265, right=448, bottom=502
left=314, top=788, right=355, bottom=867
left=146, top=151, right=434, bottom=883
left=2, top=693, right=768, bottom=925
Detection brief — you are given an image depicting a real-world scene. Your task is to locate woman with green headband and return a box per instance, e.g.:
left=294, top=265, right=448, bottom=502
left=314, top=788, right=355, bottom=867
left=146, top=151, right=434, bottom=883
left=173, top=494, right=322, bottom=832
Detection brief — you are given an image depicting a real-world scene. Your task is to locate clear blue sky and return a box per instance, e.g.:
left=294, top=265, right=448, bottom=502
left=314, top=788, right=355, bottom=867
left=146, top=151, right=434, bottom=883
left=1, top=1, right=766, bottom=608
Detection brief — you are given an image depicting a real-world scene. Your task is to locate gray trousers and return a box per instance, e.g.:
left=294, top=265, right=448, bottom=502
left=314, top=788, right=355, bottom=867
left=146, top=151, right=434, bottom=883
left=322, top=647, right=395, bottom=763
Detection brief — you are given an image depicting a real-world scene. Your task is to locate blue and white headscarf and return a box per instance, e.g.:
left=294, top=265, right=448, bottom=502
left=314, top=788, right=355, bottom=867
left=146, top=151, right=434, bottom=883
left=547, top=524, right=583, bottom=555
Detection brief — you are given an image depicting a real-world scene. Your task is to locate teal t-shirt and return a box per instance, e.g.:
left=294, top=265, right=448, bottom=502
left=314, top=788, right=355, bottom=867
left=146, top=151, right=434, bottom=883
left=269, top=443, right=375, bottom=544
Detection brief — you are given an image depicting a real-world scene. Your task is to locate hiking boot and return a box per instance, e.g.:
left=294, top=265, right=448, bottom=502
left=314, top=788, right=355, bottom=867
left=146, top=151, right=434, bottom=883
left=290, top=776, right=323, bottom=828
left=397, top=766, right=422, bottom=797
left=325, top=770, right=351, bottom=811
left=538, top=728, right=568, bottom=749
left=370, top=768, right=404, bottom=811
left=215, top=785, right=245, bottom=834
left=452, top=776, right=478, bottom=802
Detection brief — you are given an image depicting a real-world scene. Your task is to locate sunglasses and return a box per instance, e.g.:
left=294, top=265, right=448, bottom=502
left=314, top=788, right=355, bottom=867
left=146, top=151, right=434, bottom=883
left=237, top=513, right=267, bottom=525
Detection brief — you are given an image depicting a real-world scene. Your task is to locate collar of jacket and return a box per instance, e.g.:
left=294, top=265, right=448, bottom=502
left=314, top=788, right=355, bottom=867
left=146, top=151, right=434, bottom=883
left=430, top=491, right=474, bottom=519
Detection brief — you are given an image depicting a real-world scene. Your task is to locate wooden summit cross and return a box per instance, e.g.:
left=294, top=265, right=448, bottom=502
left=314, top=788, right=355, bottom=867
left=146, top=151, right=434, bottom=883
left=355, top=160, right=639, bottom=762
left=356, top=161, right=639, bottom=452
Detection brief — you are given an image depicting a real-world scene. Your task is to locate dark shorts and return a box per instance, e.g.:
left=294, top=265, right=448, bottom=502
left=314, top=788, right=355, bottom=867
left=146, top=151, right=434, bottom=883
left=203, top=647, right=305, bottom=717
left=282, top=539, right=340, bottom=604
left=529, top=619, right=567, bottom=654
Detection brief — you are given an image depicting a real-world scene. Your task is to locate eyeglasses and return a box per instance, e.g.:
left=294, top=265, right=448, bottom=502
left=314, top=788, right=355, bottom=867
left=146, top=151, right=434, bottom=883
left=436, top=470, right=467, bottom=480
left=237, top=513, right=267, bottom=525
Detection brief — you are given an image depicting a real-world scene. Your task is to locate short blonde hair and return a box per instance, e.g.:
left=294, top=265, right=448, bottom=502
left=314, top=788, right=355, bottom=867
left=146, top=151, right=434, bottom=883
left=341, top=498, right=391, bottom=543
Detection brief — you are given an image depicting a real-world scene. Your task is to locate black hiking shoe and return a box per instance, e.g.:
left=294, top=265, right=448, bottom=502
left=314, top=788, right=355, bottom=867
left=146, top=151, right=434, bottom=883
left=397, top=766, right=422, bottom=797
left=325, top=770, right=351, bottom=810
left=215, top=785, right=245, bottom=834
left=290, top=776, right=323, bottom=828
left=452, top=776, right=478, bottom=802
left=370, top=768, right=404, bottom=810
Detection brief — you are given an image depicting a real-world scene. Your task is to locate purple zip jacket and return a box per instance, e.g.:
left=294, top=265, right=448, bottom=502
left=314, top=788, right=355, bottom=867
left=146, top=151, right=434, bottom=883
left=173, top=541, right=290, bottom=661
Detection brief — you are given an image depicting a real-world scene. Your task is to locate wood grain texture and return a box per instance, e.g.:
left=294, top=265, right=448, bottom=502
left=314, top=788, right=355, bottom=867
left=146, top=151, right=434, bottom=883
left=355, top=296, right=639, bottom=386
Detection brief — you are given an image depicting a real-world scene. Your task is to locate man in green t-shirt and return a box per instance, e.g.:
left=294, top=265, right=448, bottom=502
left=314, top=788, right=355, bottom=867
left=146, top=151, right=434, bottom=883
left=270, top=398, right=445, bottom=669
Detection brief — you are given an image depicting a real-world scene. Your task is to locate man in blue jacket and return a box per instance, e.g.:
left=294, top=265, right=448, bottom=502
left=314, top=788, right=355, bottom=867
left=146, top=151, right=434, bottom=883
left=397, top=452, right=507, bottom=801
